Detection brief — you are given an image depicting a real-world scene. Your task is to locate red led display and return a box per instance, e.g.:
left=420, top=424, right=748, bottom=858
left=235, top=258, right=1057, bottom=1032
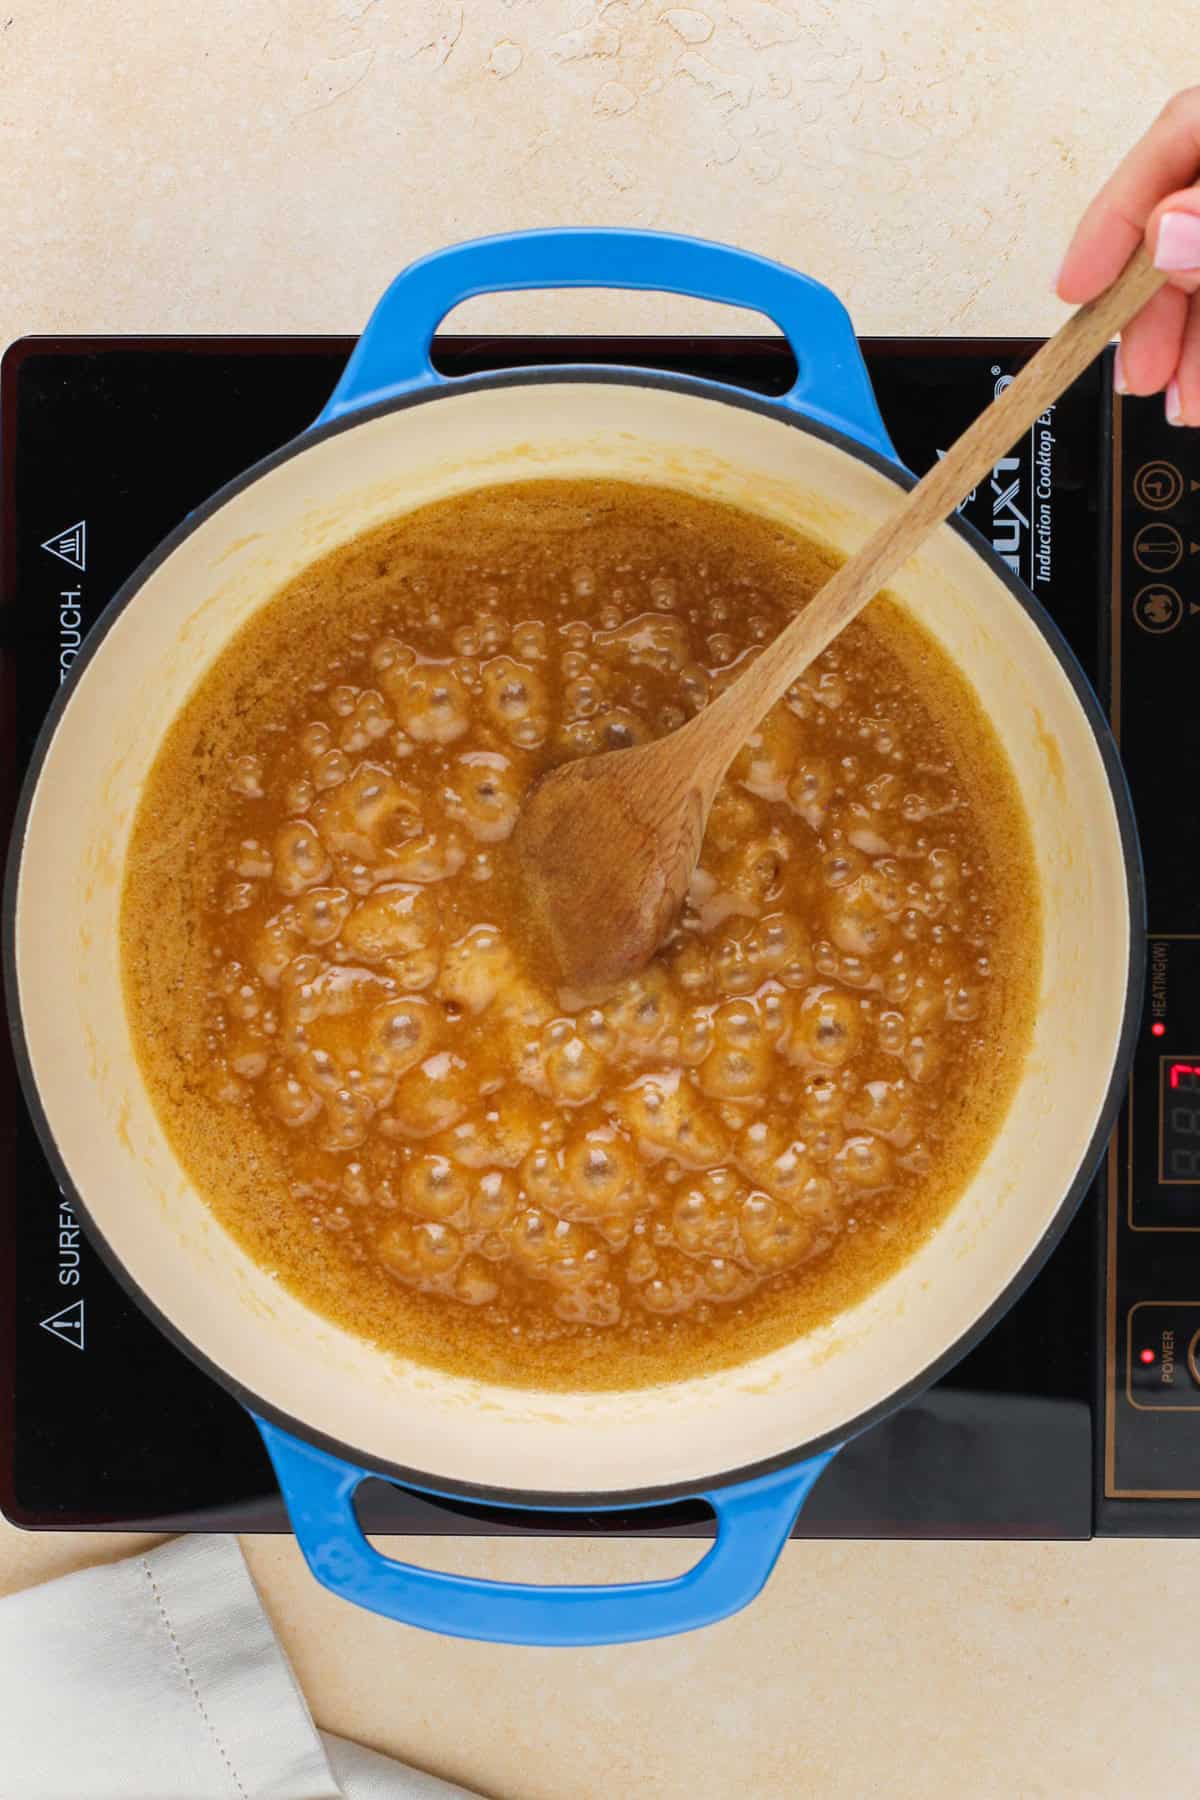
left=1162, top=1061, right=1200, bottom=1183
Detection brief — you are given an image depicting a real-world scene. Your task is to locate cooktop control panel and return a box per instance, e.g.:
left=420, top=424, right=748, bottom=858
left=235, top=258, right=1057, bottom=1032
left=1104, top=397, right=1200, bottom=1525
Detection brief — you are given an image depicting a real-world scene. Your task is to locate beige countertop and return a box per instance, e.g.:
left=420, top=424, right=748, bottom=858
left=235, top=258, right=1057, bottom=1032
left=1, top=4, right=1192, bottom=1796
left=4, top=1519, right=1200, bottom=1797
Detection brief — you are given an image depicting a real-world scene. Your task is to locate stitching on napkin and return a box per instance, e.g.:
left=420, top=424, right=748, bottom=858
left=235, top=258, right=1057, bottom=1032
left=140, top=1555, right=249, bottom=1800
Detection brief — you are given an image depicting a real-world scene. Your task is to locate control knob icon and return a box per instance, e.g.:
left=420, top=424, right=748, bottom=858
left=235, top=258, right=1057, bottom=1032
left=1132, top=583, right=1184, bottom=633
left=1133, top=460, right=1185, bottom=511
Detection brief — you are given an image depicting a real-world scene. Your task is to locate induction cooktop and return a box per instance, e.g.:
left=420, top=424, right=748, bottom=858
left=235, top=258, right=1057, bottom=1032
left=0, top=332, right=1193, bottom=1539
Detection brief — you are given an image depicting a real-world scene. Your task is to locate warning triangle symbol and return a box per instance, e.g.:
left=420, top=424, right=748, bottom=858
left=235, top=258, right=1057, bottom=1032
left=1190, top=603, right=1200, bottom=616
left=41, top=519, right=86, bottom=571
left=1191, top=542, right=1199, bottom=556
left=1192, top=478, right=1200, bottom=493
left=39, top=1298, right=85, bottom=1350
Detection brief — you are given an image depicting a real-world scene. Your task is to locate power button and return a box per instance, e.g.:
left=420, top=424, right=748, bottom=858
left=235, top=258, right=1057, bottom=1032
left=1134, top=459, right=1186, bottom=511
left=1127, top=1302, right=1200, bottom=1408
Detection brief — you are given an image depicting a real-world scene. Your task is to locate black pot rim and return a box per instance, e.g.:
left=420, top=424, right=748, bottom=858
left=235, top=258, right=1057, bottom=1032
left=3, top=364, right=1146, bottom=1512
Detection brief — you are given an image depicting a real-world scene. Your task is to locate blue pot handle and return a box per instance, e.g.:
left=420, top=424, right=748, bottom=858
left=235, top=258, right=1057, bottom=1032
left=316, top=228, right=897, bottom=463
left=255, top=1417, right=837, bottom=1646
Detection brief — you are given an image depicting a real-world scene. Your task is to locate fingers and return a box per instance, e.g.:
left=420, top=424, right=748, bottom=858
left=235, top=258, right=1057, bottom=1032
left=1058, top=90, right=1200, bottom=413
left=1148, top=189, right=1200, bottom=294
left=1167, top=293, right=1200, bottom=425
left=1056, top=87, right=1200, bottom=302
left=1114, top=194, right=1200, bottom=412
left=1114, top=281, right=1189, bottom=394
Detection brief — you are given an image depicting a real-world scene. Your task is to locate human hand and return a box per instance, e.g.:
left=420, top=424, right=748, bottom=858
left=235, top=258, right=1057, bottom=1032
left=1055, top=88, right=1200, bottom=423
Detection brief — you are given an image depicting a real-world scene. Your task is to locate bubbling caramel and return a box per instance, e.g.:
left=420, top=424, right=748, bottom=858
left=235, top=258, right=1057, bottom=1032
left=121, top=481, right=1039, bottom=1389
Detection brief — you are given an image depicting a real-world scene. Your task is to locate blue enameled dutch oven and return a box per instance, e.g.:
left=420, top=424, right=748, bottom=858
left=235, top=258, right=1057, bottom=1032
left=5, top=231, right=1143, bottom=1644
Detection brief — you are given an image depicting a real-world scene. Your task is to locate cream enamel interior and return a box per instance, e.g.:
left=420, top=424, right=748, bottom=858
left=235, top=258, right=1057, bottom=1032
left=12, top=380, right=1130, bottom=1497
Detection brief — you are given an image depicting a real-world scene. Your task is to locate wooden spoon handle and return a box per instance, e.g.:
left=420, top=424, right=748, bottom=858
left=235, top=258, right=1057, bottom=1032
left=693, top=243, right=1166, bottom=772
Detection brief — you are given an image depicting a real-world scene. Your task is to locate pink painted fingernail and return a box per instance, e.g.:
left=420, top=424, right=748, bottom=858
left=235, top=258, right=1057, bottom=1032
left=1166, top=377, right=1183, bottom=425
left=1113, top=344, right=1127, bottom=394
left=1155, top=211, right=1200, bottom=271
left=1050, top=259, right=1064, bottom=295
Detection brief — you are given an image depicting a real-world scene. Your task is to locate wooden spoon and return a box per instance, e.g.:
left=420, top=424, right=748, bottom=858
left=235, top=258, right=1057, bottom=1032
left=516, top=244, right=1165, bottom=996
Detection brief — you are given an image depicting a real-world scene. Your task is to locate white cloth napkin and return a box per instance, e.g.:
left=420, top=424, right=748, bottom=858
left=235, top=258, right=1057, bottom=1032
left=0, top=1535, right=479, bottom=1800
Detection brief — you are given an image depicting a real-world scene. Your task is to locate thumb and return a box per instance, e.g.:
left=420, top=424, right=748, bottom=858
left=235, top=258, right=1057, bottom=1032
left=1150, top=188, right=1200, bottom=294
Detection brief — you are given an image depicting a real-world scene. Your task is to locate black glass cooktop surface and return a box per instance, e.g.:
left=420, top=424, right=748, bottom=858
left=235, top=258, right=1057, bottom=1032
left=0, top=332, right=1191, bottom=1538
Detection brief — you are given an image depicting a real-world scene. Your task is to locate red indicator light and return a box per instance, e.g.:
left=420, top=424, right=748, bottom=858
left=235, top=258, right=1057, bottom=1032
left=1140, top=1348, right=1156, bottom=1364
left=1153, top=1022, right=1166, bottom=1037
